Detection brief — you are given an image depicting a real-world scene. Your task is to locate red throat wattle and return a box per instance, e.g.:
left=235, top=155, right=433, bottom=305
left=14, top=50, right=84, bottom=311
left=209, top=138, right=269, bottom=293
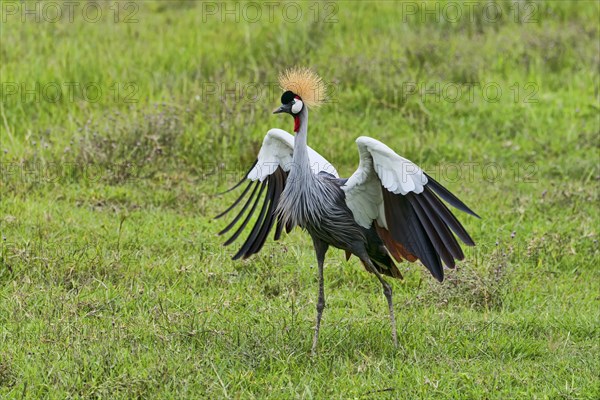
left=293, top=116, right=300, bottom=133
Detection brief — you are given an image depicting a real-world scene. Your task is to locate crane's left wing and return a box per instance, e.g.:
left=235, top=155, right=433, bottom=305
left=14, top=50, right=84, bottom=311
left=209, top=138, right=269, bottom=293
left=216, top=128, right=338, bottom=260
left=342, top=136, right=479, bottom=282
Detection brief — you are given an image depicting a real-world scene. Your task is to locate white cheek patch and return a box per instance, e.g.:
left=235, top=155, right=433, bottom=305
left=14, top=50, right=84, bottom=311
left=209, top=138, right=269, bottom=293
left=291, top=100, right=303, bottom=114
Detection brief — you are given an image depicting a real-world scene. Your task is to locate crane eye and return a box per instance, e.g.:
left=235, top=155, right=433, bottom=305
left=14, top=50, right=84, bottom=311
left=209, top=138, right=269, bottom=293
left=291, top=99, right=303, bottom=114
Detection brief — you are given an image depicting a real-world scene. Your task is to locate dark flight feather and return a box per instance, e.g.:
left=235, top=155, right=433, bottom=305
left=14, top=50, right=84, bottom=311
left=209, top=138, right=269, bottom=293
left=215, top=180, right=255, bottom=220
left=233, top=178, right=274, bottom=260
left=218, top=160, right=258, bottom=195
left=416, top=192, right=465, bottom=260
left=217, top=165, right=291, bottom=259
left=382, top=188, right=444, bottom=281
left=407, top=194, right=456, bottom=269
left=424, top=173, right=480, bottom=218
left=223, top=181, right=266, bottom=246
left=218, top=181, right=260, bottom=235
left=422, top=187, right=475, bottom=246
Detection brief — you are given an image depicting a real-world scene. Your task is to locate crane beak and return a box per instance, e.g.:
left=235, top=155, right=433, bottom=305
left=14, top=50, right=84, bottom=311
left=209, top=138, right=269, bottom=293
left=273, top=103, right=292, bottom=114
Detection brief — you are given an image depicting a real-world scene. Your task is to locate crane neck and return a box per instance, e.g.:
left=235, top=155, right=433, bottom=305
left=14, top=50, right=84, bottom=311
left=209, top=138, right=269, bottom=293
left=291, top=106, right=311, bottom=174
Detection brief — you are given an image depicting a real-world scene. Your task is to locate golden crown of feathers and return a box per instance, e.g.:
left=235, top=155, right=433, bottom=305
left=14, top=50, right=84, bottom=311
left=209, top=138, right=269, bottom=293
left=278, top=67, right=326, bottom=108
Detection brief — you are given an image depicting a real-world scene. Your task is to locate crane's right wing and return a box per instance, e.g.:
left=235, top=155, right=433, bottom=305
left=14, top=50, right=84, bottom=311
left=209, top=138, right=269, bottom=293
left=216, top=128, right=338, bottom=260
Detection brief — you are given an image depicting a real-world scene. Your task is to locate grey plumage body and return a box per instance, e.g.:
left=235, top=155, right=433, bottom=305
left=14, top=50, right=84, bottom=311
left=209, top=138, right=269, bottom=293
left=278, top=167, right=396, bottom=271
left=279, top=172, right=362, bottom=250
left=274, top=107, right=399, bottom=352
left=276, top=107, right=390, bottom=268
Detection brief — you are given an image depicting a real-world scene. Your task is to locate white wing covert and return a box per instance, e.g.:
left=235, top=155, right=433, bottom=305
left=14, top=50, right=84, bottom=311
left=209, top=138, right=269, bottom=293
left=247, top=129, right=338, bottom=182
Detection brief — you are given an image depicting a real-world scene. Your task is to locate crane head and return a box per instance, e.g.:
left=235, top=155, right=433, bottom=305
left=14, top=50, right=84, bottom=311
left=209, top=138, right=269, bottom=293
left=276, top=67, right=325, bottom=108
left=273, top=91, right=304, bottom=133
left=273, top=68, right=325, bottom=132
left=273, top=91, right=304, bottom=115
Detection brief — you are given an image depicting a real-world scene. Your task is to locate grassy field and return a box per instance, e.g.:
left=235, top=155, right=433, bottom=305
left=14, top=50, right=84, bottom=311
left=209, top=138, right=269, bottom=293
left=1, top=0, right=599, bottom=398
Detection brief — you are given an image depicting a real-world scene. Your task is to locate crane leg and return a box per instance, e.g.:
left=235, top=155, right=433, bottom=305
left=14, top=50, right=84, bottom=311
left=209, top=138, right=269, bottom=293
left=311, top=238, right=328, bottom=355
left=363, top=258, right=398, bottom=347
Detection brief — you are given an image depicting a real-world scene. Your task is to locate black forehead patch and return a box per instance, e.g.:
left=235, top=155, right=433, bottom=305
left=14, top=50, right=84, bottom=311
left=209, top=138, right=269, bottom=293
left=281, top=90, right=297, bottom=104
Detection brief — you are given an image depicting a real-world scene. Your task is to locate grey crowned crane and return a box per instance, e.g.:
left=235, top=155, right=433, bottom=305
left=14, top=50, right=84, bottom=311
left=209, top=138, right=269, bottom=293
left=216, top=68, right=479, bottom=354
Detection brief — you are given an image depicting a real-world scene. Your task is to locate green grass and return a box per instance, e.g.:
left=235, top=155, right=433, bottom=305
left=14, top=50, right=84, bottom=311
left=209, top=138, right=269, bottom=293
left=1, top=0, right=599, bottom=398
